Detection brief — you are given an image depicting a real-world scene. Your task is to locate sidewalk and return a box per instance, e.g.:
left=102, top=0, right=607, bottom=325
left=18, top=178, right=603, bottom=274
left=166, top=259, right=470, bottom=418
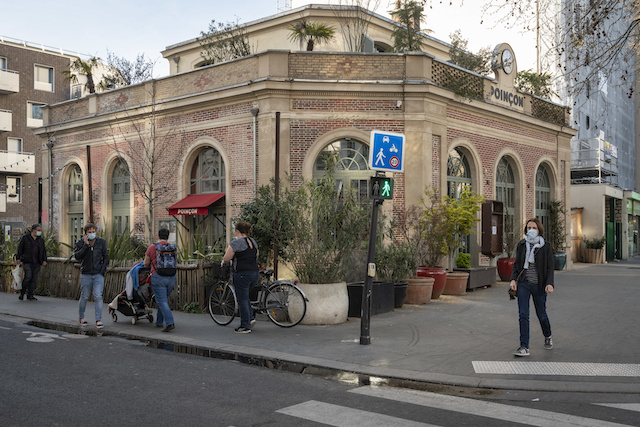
left=2, top=257, right=639, bottom=394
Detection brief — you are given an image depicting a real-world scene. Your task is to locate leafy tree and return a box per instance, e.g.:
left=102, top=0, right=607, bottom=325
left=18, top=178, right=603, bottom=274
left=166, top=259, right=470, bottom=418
left=199, top=18, right=253, bottom=65
left=235, top=180, right=299, bottom=268
left=481, top=0, right=637, bottom=97
left=63, top=56, right=101, bottom=94
left=288, top=19, right=336, bottom=51
left=390, top=0, right=427, bottom=52
left=448, top=30, right=492, bottom=75
left=103, top=50, right=155, bottom=88
left=106, top=82, right=186, bottom=242
left=515, top=69, right=557, bottom=99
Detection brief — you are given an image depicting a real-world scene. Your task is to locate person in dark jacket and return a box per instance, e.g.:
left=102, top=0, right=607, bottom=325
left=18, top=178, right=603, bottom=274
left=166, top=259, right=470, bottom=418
left=509, top=217, right=554, bottom=357
left=222, top=221, right=259, bottom=334
left=16, top=224, right=48, bottom=301
left=74, top=223, right=109, bottom=329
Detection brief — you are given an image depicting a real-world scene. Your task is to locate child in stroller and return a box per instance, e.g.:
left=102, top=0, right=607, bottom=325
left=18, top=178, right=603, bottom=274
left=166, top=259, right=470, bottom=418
left=108, top=261, right=155, bottom=324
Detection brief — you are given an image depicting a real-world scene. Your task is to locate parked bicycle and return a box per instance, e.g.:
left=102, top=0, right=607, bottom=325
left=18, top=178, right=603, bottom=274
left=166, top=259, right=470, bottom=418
left=208, top=269, right=308, bottom=327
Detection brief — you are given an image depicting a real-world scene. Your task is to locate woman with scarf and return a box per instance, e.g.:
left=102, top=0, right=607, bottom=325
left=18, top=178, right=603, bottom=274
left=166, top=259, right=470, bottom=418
left=509, top=217, right=554, bottom=357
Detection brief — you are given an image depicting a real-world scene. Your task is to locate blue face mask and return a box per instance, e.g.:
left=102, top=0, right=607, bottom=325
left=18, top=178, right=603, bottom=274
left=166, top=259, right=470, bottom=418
left=35, top=231, right=42, bottom=237
left=526, top=229, right=538, bottom=239
left=87, top=233, right=96, bottom=240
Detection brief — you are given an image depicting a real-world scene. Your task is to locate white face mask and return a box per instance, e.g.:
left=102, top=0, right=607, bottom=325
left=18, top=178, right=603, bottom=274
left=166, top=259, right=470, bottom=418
left=35, top=231, right=42, bottom=237
left=87, top=233, right=96, bottom=240
left=526, top=229, right=539, bottom=239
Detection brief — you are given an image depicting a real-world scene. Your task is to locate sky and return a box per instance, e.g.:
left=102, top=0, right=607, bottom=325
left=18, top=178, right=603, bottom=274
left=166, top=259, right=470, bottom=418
left=2, top=0, right=537, bottom=77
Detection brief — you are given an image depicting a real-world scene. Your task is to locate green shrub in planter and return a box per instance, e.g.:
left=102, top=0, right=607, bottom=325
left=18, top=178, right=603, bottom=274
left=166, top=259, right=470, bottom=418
left=455, top=252, right=471, bottom=268
left=584, top=236, right=606, bottom=249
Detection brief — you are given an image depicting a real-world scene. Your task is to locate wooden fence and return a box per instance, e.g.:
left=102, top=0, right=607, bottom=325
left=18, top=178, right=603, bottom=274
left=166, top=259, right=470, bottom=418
left=1, top=258, right=218, bottom=311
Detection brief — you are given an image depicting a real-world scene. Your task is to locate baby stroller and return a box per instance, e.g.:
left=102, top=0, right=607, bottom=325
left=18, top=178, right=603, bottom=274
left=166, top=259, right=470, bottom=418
left=108, top=262, right=155, bottom=325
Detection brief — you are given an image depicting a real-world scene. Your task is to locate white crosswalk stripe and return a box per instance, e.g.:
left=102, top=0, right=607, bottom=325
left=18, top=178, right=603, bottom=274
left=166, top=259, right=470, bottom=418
left=594, top=403, right=640, bottom=413
left=473, top=361, right=640, bottom=377
left=349, top=386, right=633, bottom=427
left=276, top=400, right=439, bottom=427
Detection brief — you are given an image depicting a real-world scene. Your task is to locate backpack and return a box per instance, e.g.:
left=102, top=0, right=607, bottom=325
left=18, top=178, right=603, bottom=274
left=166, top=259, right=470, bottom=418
left=155, top=243, right=177, bottom=276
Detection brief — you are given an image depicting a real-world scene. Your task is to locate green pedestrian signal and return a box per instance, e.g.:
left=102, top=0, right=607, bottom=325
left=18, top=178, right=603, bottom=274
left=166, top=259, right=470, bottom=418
left=371, top=177, right=394, bottom=200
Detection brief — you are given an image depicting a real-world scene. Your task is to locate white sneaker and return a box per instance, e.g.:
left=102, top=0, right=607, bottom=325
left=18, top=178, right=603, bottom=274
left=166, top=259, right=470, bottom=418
left=513, top=346, right=530, bottom=357
left=250, top=319, right=256, bottom=328
left=96, top=321, right=104, bottom=329
left=79, top=318, right=88, bottom=326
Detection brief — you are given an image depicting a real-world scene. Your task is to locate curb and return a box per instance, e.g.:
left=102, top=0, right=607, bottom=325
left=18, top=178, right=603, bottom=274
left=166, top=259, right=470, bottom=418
left=17, top=315, right=640, bottom=395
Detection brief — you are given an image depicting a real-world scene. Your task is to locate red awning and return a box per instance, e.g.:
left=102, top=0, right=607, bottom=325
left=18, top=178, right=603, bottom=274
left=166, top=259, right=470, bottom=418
left=167, top=193, right=225, bottom=215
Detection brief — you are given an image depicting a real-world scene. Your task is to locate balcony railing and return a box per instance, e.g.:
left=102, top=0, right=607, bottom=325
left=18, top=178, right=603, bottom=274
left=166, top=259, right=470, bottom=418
left=0, top=109, right=11, bottom=132
left=0, top=69, right=19, bottom=94
left=0, top=150, right=35, bottom=174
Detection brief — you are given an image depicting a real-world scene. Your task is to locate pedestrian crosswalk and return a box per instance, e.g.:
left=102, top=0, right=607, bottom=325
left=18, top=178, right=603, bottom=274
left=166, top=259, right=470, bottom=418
left=276, top=386, right=638, bottom=426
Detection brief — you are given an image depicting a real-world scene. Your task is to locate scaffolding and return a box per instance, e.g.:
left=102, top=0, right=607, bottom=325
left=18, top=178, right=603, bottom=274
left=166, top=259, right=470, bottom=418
left=570, top=137, right=619, bottom=186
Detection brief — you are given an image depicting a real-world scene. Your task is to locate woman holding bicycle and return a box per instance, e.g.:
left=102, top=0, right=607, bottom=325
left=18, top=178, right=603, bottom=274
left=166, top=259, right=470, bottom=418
left=222, top=222, right=259, bottom=334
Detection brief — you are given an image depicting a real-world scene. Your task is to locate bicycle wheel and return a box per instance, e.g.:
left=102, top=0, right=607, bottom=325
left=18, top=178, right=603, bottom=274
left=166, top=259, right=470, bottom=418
left=208, top=280, right=237, bottom=326
left=265, top=282, right=307, bottom=327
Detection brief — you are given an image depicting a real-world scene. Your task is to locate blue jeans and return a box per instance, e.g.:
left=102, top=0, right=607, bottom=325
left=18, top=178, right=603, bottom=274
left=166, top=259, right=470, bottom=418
left=79, top=274, right=104, bottom=321
left=22, top=263, right=41, bottom=298
left=151, top=274, right=175, bottom=326
left=233, top=271, right=259, bottom=329
left=517, top=280, right=552, bottom=348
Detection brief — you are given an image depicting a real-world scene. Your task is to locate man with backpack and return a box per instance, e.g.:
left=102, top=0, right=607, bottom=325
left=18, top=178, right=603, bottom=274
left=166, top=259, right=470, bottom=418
left=144, top=228, right=177, bottom=332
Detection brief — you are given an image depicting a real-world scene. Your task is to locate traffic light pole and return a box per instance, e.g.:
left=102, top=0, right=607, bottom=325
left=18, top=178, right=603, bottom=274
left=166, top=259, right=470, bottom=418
left=360, top=190, right=383, bottom=345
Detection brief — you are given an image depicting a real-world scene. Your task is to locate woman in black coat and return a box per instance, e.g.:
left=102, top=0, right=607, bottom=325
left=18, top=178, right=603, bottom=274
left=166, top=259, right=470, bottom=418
left=509, top=217, right=554, bottom=357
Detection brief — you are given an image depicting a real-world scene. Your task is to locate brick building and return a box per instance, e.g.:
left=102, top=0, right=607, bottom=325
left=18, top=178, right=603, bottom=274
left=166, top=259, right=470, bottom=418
left=35, top=6, right=575, bottom=269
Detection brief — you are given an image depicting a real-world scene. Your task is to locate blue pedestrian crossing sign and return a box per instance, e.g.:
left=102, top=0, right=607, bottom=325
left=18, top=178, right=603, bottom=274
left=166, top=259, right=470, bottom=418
left=369, top=130, right=405, bottom=173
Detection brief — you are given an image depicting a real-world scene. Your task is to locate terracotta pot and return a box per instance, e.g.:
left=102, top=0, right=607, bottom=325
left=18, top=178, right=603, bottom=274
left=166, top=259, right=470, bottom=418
left=416, top=266, right=447, bottom=299
left=443, top=271, right=469, bottom=296
left=496, top=258, right=515, bottom=281
left=405, top=277, right=434, bottom=304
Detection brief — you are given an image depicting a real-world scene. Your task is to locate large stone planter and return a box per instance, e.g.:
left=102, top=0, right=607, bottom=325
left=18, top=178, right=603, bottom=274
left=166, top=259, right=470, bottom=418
left=405, top=277, right=434, bottom=304
left=297, top=282, right=349, bottom=325
left=443, top=271, right=469, bottom=296
left=416, top=266, right=447, bottom=299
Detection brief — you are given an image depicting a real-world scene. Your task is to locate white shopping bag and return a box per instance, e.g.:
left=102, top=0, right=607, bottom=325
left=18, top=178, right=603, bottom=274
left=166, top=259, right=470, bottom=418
left=11, top=265, right=22, bottom=291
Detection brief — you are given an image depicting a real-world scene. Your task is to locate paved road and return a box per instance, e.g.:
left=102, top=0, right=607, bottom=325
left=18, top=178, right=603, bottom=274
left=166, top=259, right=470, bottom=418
left=1, top=257, right=639, bottom=395
left=2, top=316, right=639, bottom=426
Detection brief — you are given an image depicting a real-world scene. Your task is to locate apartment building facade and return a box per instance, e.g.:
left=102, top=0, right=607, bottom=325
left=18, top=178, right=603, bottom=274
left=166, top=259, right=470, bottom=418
left=0, top=38, right=72, bottom=241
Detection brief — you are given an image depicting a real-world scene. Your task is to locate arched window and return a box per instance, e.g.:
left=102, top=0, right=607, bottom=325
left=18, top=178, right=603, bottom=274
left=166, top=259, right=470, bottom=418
left=447, top=148, right=473, bottom=254
left=190, top=148, right=225, bottom=194
left=68, top=165, right=84, bottom=245
left=447, top=148, right=472, bottom=198
left=535, top=165, right=551, bottom=235
left=312, top=138, right=373, bottom=200
left=112, top=159, right=130, bottom=236
left=496, top=157, right=516, bottom=246
left=189, top=147, right=226, bottom=251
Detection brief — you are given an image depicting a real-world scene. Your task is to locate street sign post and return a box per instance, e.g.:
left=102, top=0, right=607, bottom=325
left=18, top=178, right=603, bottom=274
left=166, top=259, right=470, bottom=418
left=369, top=130, right=405, bottom=173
